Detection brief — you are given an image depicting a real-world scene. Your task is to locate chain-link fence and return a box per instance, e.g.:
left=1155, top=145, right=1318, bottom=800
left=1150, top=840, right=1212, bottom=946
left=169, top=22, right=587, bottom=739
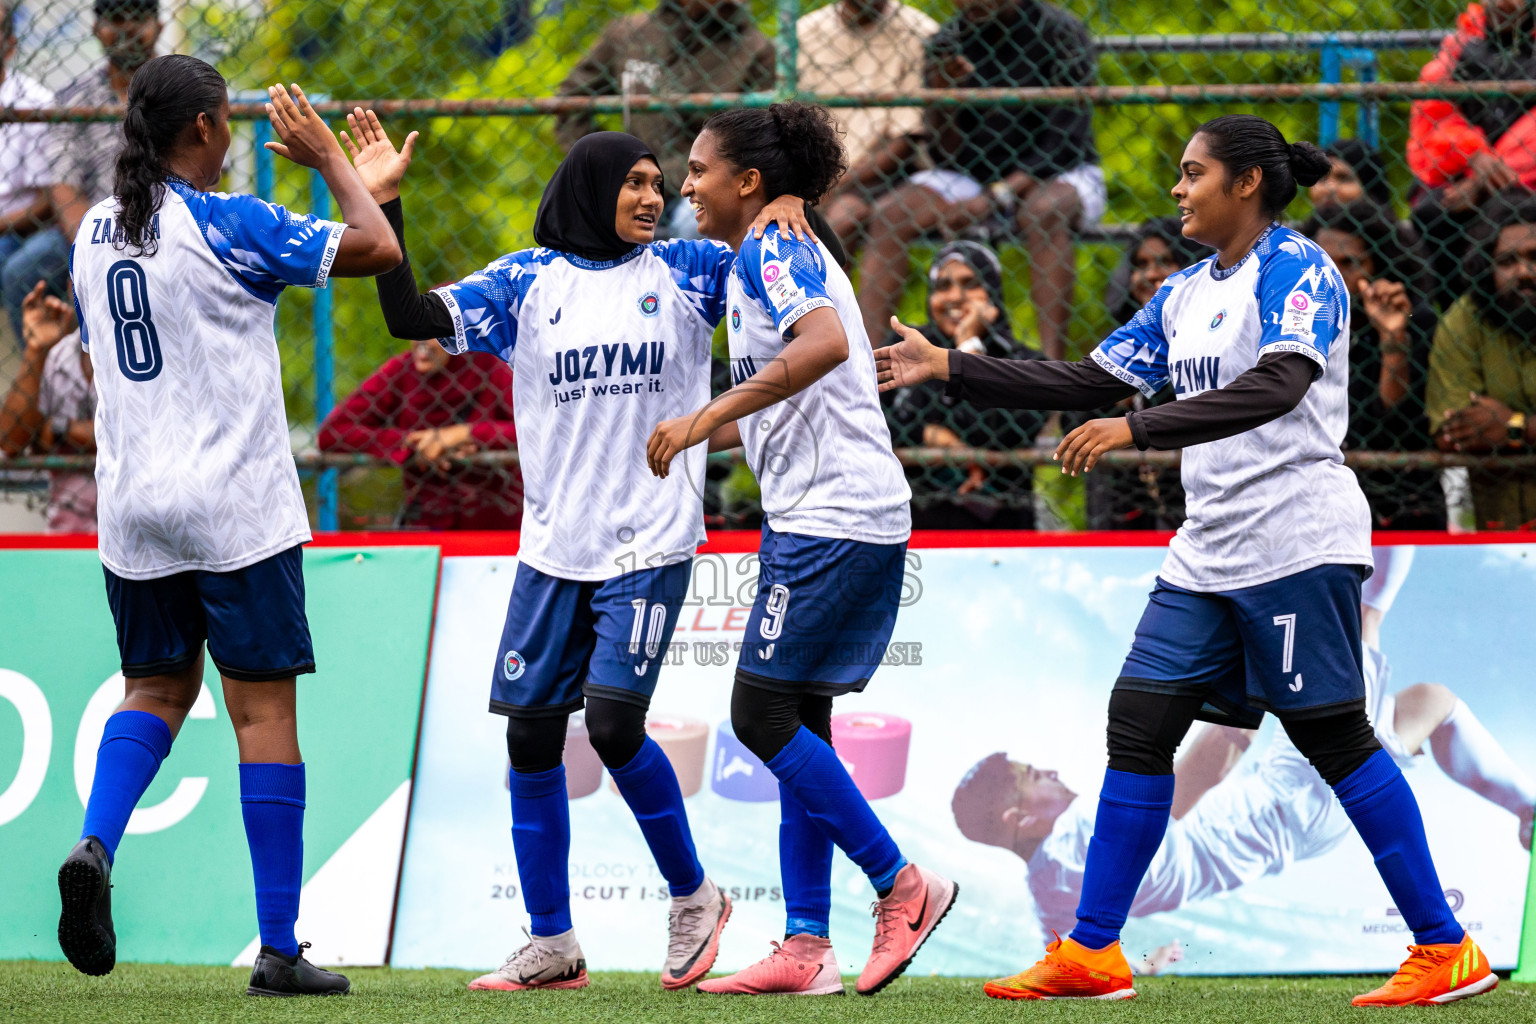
left=3, top=0, right=1536, bottom=533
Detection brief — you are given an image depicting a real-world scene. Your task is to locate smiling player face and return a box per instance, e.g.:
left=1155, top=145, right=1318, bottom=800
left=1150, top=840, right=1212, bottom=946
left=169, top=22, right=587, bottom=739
left=1171, top=132, right=1257, bottom=252
left=682, top=130, right=755, bottom=245
left=613, top=157, right=665, bottom=245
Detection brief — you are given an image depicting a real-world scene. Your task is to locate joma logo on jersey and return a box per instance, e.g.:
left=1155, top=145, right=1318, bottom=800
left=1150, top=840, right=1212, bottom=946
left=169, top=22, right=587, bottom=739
left=1172, top=356, right=1221, bottom=395
left=638, top=292, right=660, bottom=317
left=548, top=341, right=665, bottom=385
left=730, top=355, right=759, bottom=386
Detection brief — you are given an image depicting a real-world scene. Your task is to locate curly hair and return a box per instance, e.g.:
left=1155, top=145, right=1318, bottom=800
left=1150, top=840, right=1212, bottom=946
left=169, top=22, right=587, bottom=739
left=701, top=101, right=848, bottom=206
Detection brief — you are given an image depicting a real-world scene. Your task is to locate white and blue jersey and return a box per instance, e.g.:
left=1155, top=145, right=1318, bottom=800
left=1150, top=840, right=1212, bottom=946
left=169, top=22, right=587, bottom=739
left=1091, top=224, right=1372, bottom=591
left=71, top=181, right=343, bottom=579
left=433, top=239, right=732, bottom=581
left=726, top=225, right=911, bottom=545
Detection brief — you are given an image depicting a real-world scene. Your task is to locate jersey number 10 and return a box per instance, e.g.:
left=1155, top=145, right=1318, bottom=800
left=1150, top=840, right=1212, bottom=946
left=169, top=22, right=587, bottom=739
left=106, top=260, right=163, bottom=382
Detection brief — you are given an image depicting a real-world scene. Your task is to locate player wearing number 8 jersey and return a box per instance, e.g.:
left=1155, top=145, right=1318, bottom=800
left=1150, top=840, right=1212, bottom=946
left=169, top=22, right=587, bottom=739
left=61, top=57, right=402, bottom=995
left=878, top=114, right=1493, bottom=1008
left=353, top=115, right=816, bottom=990
left=647, top=103, right=956, bottom=998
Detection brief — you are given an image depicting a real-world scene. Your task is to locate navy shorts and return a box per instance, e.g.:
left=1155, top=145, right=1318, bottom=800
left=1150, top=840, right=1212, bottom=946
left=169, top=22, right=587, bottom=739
left=736, top=528, right=907, bottom=697
left=490, top=559, right=691, bottom=718
left=103, top=544, right=315, bottom=682
left=1116, top=563, right=1367, bottom=728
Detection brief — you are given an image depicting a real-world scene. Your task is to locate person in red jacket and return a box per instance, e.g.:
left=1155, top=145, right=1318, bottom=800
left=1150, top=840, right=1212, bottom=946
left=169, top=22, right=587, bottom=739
left=1409, top=0, right=1536, bottom=309
left=319, top=338, right=522, bottom=529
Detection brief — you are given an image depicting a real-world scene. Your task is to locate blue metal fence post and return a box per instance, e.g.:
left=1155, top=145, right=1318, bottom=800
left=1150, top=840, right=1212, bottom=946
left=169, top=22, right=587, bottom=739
left=1319, top=44, right=1342, bottom=147
left=310, top=169, right=338, bottom=532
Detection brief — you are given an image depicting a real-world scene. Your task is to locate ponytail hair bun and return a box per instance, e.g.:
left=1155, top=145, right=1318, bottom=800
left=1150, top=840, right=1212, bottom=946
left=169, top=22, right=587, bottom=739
left=1288, top=141, right=1332, bottom=188
left=702, top=101, right=848, bottom=206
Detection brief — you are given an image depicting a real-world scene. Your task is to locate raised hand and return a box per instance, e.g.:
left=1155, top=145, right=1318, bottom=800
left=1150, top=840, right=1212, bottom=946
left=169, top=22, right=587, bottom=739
left=341, top=107, right=419, bottom=205
left=873, top=317, right=949, bottom=392
left=749, top=195, right=820, bottom=243
left=1359, top=278, right=1410, bottom=340
left=20, top=281, right=75, bottom=353
left=264, top=84, right=345, bottom=170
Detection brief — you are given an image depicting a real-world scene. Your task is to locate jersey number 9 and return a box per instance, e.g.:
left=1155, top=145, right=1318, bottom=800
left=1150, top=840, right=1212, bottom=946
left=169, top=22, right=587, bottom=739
left=106, top=260, right=163, bottom=382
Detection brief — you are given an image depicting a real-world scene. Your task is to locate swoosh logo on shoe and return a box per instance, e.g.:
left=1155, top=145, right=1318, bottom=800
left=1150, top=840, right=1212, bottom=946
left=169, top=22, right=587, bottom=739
left=524, top=960, right=584, bottom=985
left=906, top=890, right=929, bottom=932
left=666, top=901, right=721, bottom=978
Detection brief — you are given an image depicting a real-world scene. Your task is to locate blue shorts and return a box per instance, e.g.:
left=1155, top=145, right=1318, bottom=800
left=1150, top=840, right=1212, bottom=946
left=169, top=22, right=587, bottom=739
left=490, top=560, right=691, bottom=718
left=103, top=544, right=314, bottom=682
left=1116, top=563, right=1367, bottom=728
left=736, top=528, right=907, bottom=697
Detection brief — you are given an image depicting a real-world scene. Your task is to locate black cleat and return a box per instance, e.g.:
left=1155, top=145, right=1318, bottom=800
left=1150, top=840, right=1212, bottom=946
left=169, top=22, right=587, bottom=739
left=58, top=836, right=116, bottom=977
left=247, top=942, right=351, bottom=997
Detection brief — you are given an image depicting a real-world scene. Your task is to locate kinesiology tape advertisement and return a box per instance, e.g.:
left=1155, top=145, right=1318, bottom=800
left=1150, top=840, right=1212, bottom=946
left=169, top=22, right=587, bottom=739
left=392, top=543, right=1536, bottom=977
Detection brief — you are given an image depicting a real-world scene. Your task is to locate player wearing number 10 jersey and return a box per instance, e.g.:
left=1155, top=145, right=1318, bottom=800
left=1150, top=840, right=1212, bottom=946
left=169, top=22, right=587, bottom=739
left=61, top=58, right=401, bottom=996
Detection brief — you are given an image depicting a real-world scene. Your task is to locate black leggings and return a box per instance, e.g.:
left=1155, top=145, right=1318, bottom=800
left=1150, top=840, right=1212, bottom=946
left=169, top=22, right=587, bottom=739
left=730, top=672, right=834, bottom=764
left=1106, top=687, right=1381, bottom=788
left=507, top=695, right=649, bottom=774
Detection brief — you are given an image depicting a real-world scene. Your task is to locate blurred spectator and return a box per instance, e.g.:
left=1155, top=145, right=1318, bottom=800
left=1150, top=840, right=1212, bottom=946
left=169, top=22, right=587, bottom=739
left=854, top=0, right=1100, bottom=359
left=555, top=0, right=773, bottom=239
left=319, top=340, right=523, bottom=530
left=883, top=241, right=1045, bottom=528
left=1303, top=201, right=1446, bottom=530
left=6, top=0, right=161, bottom=328
left=0, top=5, right=59, bottom=342
left=801, top=0, right=938, bottom=244
left=1310, top=139, right=1392, bottom=209
left=1408, top=0, right=1536, bottom=311
left=1077, top=218, right=1202, bottom=530
left=0, top=282, right=95, bottom=532
left=1428, top=187, right=1536, bottom=529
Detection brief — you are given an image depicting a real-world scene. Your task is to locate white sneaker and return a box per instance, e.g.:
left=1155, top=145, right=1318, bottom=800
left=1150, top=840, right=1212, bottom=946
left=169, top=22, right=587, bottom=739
left=468, top=928, right=589, bottom=991
left=662, top=877, right=732, bottom=989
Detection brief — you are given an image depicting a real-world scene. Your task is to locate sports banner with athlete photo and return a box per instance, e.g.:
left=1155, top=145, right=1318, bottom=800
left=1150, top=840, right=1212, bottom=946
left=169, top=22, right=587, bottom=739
left=393, top=542, right=1536, bottom=977
left=0, top=546, right=438, bottom=967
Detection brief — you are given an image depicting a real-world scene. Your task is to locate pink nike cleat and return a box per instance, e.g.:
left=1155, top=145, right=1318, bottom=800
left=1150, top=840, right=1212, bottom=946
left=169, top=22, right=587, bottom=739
left=696, top=934, right=844, bottom=996
left=855, top=862, right=958, bottom=996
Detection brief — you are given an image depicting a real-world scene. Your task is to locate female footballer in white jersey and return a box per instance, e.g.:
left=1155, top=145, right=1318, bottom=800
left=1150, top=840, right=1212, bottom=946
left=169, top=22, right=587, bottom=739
left=878, top=114, right=1493, bottom=1008
left=59, top=56, right=401, bottom=995
left=345, top=112, right=813, bottom=991
left=646, top=103, right=957, bottom=998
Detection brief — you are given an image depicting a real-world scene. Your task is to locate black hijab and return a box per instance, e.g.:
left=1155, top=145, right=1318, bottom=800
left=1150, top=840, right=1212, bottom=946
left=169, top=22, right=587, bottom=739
left=534, top=132, right=658, bottom=262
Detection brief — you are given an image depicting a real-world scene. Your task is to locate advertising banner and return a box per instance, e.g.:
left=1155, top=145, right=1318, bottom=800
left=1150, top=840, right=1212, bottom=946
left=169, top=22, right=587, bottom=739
left=394, top=543, right=1536, bottom=978
left=0, top=546, right=438, bottom=966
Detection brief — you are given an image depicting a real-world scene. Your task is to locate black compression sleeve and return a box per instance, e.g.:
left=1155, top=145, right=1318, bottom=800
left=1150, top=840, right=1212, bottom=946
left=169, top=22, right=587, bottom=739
left=943, top=349, right=1137, bottom=411
left=375, top=197, right=455, bottom=341
left=1125, top=352, right=1317, bottom=451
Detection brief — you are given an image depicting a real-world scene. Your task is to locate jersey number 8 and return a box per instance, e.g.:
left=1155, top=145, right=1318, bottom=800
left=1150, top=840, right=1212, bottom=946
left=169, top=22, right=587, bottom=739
left=106, top=260, right=163, bottom=382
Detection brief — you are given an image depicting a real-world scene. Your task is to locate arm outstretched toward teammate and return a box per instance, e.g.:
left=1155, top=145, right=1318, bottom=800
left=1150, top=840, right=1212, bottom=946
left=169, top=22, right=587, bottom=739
left=263, top=84, right=400, bottom=276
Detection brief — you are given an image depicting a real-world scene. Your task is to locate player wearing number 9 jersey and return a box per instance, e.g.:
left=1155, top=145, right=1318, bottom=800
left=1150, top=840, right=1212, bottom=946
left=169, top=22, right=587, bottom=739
left=878, top=114, right=1492, bottom=1008
left=60, top=57, right=401, bottom=996
left=646, top=104, right=956, bottom=999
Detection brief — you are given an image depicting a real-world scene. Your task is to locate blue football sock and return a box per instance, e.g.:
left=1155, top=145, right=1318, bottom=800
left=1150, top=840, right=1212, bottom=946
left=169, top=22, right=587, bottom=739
left=1333, top=750, right=1463, bottom=946
left=510, top=765, right=573, bottom=936
left=764, top=727, right=905, bottom=893
left=80, top=710, right=174, bottom=863
left=238, top=762, right=306, bottom=958
left=779, top=785, right=832, bottom=938
left=1069, top=769, right=1175, bottom=951
left=608, top=738, right=704, bottom=899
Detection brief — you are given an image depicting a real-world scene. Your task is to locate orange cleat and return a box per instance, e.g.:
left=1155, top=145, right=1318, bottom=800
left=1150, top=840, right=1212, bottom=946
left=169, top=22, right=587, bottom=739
left=983, top=933, right=1136, bottom=1001
left=1351, top=932, right=1497, bottom=1007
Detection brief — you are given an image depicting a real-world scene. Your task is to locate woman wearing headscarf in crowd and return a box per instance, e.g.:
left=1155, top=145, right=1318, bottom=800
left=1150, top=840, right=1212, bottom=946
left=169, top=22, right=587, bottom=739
left=1073, top=217, right=1206, bottom=529
left=346, top=112, right=814, bottom=992
left=1310, top=138, right=1393, bottom=209
left=1302, top=200, right=1446, bottom=529
left=882, top=240, right=1046, bottom=528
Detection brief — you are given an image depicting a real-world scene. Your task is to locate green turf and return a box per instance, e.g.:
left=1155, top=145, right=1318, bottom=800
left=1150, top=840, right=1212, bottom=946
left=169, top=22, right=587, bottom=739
left=1, top=963, right=1531, bottom=1024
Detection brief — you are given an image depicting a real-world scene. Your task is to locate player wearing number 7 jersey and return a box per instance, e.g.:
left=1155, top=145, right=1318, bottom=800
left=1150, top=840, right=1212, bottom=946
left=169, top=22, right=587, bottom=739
left=60, top=57, right=402, bottom=995
left=878, top=114, right=1492, bottom=1008
left=351, top=113, right=817, bottom=990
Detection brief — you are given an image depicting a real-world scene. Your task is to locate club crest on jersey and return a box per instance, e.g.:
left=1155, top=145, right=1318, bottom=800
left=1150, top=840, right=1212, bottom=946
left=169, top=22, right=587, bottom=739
left=638, top=292, right=660, bottom=317
left=1208, top=309, right=1227, bottom=331
left=503, top=650, right=526, bottom=681
left=730, top=306, right=741, bottom=332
